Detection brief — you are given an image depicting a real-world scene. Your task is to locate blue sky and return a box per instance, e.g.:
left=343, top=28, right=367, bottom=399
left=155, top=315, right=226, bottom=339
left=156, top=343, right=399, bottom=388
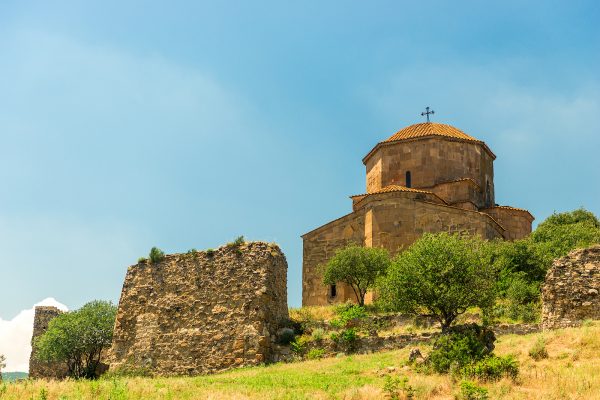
left=0, top=0, right=599, bottom=319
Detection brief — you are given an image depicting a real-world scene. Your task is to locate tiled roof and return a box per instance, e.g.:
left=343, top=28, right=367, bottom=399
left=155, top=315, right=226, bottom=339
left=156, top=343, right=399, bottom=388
left=484, top=205, right=535, bottom=221
left=351, top=185, right=433, bottom=198
left=492, top=205, right=532, bottom=213
left=385, top=122, right=479, bottom=143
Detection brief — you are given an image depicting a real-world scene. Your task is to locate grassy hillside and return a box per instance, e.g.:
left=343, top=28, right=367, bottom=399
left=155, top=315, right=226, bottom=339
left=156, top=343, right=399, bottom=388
left=2, top=322, right=599, bottom=399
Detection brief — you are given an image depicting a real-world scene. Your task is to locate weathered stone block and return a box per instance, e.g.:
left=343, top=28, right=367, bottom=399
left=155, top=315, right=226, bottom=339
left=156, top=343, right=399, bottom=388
left=109, top=242, right=288, bottom=375
left=542, top=245, right=600, bottom=329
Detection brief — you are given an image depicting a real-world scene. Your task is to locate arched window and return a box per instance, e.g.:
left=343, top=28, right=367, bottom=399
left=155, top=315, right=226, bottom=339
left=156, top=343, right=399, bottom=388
left=405, top=171, right=412, bottom=188
left=329, top=284, right=337, bottom=298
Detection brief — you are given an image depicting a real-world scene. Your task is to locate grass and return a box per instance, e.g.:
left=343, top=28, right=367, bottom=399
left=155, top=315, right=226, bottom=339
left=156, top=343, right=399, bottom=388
left=3, top=321, right=600, bottom=399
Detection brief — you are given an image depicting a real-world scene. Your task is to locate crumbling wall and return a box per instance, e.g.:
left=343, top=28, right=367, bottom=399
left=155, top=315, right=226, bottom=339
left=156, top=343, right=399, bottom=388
left=542, top=245, right=600, bottom=329
left=29, top=306, right=69, bottom=379
left=109, top=241, right=288, bottom=376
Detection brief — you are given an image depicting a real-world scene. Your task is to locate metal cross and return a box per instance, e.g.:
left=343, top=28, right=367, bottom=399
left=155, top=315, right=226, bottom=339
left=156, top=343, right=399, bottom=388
left=421, top=106, right=435, bottom=122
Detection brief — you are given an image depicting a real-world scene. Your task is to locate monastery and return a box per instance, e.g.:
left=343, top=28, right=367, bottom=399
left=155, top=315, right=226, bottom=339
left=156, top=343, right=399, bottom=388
left=302, top=113, right=534, bottom=306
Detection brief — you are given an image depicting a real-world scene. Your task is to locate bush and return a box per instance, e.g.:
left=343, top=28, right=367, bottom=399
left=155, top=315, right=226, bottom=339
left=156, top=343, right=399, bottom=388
left=149, top=247, right=165, bottom=263
left=461, top=355, right=519, bottom=381
left=290, top=337, right=308, bottom=355
left=330, top=303, right=367, bottom=329
left=205, top=248, right=215, bottom=257
left=311, top=328, right=325, bottom=342
left=137, top=257, right=147, bottom=263
left=458, top=380, right=489, bottom=400
left=529, top=338, right=549, bottom=361
left=428, top=325, right=495, bottom=373
left=277, top=328, right=295, bottom=345
left=229, top=236, right=245, bottom=246
left=306, top=348, right=326, bottom=360
left=383, top=375, right=415, bottom=400
left=331, top=328, right=359, bottom=352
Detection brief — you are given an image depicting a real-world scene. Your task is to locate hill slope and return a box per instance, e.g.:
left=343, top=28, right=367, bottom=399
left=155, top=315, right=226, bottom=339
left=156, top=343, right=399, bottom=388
left=2, top=322, right=599, bottom=399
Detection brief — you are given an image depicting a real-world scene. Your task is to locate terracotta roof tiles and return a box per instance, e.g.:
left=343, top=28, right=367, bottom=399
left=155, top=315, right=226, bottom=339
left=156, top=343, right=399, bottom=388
left=385, top=122, right=479, bottom=143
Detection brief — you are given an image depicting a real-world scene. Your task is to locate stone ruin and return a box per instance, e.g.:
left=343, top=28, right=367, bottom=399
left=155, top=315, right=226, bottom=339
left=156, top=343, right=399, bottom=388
left=29, top=306, right=69, bottom=379
left=542, top=245, right=600, bottom=329
left=109, top=241, right=288, bottom=375
left=28, top=241, right=288, bottom=378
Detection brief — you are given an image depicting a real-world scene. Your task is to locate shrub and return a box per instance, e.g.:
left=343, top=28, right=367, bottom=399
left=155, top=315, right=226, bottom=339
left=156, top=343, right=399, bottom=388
left=311, top=328, right=325, bottom=342
left=428, top=325, right=494, bottom=373
left=383, top=376, right=415, bottom=400
left=229, top=236, right=245, bottom=247
left=332, top=328, right=359, bottom=352
left=462, top=355, right=519, bottom=381
left=306, top=348, right=326, bottom=360
left=205, top=248, right=215, bottom=257
left=529, top=338, right=549, bottom=361
left=290, top=337, right=308, bottom=355
left=187, top=248, right=197, bottom=255
left=137, top=257, right=148, bottom=264
left=458, top=380, right=489, bottom=400
left=331, top=303, right=367, bottom=329
left=277, top=328, right=295, bottom=345
left=149, top=247, right=165, bottom=263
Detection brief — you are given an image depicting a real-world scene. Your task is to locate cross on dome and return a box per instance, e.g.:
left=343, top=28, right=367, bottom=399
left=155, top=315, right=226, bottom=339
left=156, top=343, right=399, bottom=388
left=421, top=106, right=435, bottom=122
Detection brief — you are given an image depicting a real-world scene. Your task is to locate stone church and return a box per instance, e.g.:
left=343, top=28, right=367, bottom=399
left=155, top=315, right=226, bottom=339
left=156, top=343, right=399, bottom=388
left=302, top=118, right=534, bottom=306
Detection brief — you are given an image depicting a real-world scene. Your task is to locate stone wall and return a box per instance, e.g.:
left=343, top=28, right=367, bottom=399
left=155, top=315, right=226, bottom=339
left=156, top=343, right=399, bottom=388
left=273, top=323, right=540, bottom=362
left=109, top=242, right=288, bottom=376
left=302, top=191, right=505, bottom=306
left=29, top=306, right=69, bottom=379
left=542, top=245, right=600, bottom=329
left=364, top=137, right=495, bottom=208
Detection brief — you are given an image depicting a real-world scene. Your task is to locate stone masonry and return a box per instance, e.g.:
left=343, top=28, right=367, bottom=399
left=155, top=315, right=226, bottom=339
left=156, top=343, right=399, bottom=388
left=303, top=121, right=534, bottom=306
left=29, top=306, right=69, bottom=379
left=542, top=245, right=600, bottom=329
left=109, top=241, right=288, bottom=376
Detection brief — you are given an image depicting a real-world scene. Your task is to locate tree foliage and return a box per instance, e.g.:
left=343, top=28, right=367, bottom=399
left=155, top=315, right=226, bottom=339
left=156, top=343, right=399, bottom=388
left=0, top=353, right=6, bottom=379
left=322, top=243, right=391, bottom=306
left=34, top=300, right=117, bottom=379
left=378, top=233, right=497, bottom=330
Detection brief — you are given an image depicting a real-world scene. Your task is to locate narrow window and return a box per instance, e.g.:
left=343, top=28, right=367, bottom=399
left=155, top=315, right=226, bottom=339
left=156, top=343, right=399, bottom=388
left=329, top=284, right=337, bottom=298
left=405, top=171, right=412, bottom=188
left=486, top=180, right=491, bottom=207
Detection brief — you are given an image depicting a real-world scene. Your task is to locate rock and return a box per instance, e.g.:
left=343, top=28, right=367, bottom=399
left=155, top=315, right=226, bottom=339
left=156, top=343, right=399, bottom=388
left=542, top=245, right=600, bottom=329
left=408, top=348, right=423, bottom=363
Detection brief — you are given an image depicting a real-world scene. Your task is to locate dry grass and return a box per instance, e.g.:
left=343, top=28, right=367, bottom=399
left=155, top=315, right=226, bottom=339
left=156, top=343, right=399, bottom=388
left=2, top=322, right=600, bottom=400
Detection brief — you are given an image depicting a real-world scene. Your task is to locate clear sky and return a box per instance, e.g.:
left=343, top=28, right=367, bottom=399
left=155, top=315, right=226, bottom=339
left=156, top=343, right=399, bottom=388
left=0, top=0, right=599, bottom=321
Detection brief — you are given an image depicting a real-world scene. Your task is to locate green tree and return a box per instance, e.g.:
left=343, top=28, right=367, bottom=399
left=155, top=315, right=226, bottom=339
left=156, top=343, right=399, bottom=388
left=34, top=300, right=117, bottom=379
left=323, top=243, right=391, bottom=306
left=378, top=232, right=497, bottom=331
left=531, top=208, right=600, bottom=259
left=0, top=353, right=6, bottom=381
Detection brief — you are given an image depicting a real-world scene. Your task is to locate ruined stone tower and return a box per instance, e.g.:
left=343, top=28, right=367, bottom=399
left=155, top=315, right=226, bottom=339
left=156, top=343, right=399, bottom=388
left=110, top=241, right=288, bottom=376
left=29, top=306, right=69, bottom=379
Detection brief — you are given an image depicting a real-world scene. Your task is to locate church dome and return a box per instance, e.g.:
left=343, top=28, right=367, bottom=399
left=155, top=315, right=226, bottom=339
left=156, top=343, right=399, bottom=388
left=384, top=122, right=479, bottom=143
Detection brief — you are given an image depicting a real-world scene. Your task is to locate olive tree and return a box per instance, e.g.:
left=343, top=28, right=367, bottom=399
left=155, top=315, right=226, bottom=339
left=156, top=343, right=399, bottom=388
left=34, top=300, right=117, bottom=379
left=323, top=243, right=391, bottom=306
left=378, top=232, right=497, bottom=331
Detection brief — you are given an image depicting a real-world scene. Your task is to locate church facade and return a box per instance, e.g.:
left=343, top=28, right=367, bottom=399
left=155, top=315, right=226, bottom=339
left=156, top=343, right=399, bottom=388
left=302, top=121, right=534, bottom=306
